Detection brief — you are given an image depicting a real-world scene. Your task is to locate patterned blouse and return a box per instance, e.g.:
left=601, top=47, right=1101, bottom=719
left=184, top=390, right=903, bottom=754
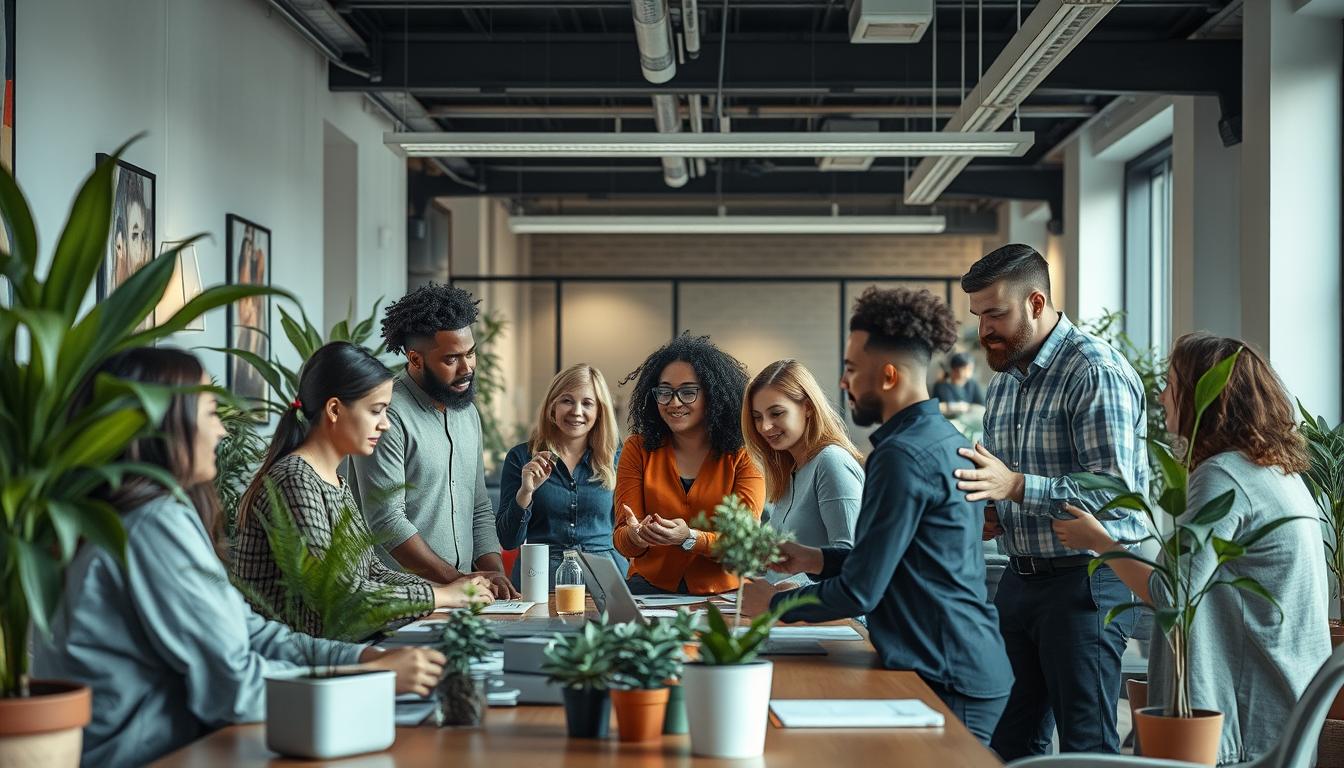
left=231, top=453, right=434, bottom=636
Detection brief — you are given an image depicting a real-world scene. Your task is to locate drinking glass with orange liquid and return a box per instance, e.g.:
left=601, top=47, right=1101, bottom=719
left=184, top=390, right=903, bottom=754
left=554, top=549, right=586, bottom=615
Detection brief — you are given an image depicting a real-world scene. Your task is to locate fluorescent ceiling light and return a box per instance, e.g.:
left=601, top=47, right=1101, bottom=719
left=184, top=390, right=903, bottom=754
left=387, top=132, right=1034, bottom=158
left=507, top=215, right=947, bottom=235
left=904, top=0, right=1117, bottom=204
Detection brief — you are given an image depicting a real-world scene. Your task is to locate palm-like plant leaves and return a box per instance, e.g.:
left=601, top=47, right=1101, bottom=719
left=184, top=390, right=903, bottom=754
left=0, top=144, right=285, bottom=697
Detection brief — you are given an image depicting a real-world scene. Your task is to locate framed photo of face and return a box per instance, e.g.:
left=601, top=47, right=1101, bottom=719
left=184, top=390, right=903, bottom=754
left=95, top=154, right=156, bottom=312
left=226, top=214, right=271, bottom=403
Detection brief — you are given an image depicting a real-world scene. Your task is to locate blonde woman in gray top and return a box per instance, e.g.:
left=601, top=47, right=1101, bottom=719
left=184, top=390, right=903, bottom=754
left=744, top=360, right=865, bottom=558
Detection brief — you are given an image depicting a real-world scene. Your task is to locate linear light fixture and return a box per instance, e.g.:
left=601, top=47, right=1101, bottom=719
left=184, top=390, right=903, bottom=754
left=507, top=215, right=947, bottom=235
left=387, top=131, right=1034, bottom=159
left=904, top=0, right=1117, bottom=204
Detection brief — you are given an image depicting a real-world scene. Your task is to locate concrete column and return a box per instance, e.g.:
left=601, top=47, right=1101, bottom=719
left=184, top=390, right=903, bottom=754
left=1170, top=96, right=1241, bottom=340
left=1063, top=130, right=1125, bottom=323
left=1240, top=0, right=1342, bottom=420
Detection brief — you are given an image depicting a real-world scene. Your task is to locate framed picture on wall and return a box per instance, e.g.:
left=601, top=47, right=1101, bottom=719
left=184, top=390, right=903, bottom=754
left=226, top=214, right=271, bottom=403
left=94, top=154, right=156, bottom=317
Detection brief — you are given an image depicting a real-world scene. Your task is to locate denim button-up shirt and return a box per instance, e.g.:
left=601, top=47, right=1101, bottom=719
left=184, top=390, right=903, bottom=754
left=497, top=443, right=620, bottom=556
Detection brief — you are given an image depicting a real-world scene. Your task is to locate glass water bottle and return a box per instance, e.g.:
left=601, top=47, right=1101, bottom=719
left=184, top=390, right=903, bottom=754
left=554, top=550, right=585, bottom=615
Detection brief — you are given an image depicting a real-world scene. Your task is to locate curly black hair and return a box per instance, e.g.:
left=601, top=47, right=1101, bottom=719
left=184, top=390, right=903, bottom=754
left=381, top=283, right=481, bottom=355
left=849, top=286, right=959, bottom=363
left=621, top=333, right=749, bottom=456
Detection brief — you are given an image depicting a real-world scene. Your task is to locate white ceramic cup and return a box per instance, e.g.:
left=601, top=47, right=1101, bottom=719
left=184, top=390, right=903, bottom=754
left=520, top=543, right=549, bottom=603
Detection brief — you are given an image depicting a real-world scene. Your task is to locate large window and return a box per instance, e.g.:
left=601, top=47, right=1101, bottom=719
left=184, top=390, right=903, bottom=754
left=1124, top=140, right=1173, bottom=353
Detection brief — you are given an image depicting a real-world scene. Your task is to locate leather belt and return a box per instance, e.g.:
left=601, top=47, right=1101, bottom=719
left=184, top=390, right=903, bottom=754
left=1007, top=554, right=1094, bottom=577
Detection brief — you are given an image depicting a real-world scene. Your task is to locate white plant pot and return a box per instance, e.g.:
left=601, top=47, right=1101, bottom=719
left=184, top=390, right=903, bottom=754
left=265, top=669, right=396, bottom=759
left=680, top=661, right=774, bottom=758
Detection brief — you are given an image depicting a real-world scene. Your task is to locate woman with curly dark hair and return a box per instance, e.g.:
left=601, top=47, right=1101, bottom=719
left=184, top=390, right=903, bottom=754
left=1053, top=334, right=1328, bottom=764
left=741, top=287, right=1012, bottom=745
left=613, top=333, right=764, bottom=595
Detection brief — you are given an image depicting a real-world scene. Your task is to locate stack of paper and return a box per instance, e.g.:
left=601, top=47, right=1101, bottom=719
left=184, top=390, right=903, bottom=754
left=632, top=594, right=706, bottom=607
left=769, top=699, right=945, bottom=728
left=746, top=625, right=863, bottom=641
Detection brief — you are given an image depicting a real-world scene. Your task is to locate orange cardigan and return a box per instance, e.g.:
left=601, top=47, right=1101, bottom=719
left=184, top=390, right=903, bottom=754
left=613, top=434, right=765, bottom=595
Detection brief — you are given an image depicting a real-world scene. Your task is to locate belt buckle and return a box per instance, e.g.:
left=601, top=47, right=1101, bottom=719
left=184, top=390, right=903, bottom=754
left=1018, top=556, right=1037, bottom=576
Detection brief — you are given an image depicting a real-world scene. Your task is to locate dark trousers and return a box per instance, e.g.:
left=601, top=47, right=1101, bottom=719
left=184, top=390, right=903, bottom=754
left=925, top=680, right=1008, bottom=746
left=626, top=573, right=689, bottom=595
left=989, top=566, right=1136, bottom=759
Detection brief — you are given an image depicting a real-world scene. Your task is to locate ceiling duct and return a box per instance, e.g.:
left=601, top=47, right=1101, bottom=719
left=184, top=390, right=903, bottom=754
left=632, top=0, right=677, bottom=84
left=652, top=94, right=690, bottom=187
left=849, top=0, right=934, bottom=44
left=681, top=0, right=701, bottom=59
left=817, top=119, right=880, bottom=171
left=904, top=0, right=1119, bottom=204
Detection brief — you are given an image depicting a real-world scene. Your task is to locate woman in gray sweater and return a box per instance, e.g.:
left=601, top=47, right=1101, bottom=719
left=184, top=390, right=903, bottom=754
left=1054, top=333, right=1329, bottom=765
left=743, top=360, right=865, bottom=558
left=32, top=348, right=446, bottom=768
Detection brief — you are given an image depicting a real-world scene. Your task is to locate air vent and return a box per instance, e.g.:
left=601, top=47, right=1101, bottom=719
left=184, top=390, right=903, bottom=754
left=817, top=119, right=879, bottom=172
left=849, top=0, right=933, bottom=44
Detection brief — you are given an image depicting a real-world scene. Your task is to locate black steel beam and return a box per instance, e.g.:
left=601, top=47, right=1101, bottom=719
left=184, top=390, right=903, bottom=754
left=334, top=38, right=1238, bottom=106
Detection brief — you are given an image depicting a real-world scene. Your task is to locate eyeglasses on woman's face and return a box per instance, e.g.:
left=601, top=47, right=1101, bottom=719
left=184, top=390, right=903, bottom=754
left=650, top=385, right=701, bottom=406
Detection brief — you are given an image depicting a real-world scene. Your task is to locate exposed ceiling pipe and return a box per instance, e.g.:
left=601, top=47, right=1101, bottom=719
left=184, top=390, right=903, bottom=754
left=632, top=0, right=677, bottom=83
left=425, top=103, right=1098, bottom=119
left=681, top=0, right=702, bottom=59
left=651, top=94, right=690, bottom=187
left=633, top=0, right=687, bottom=187
left=688, top=94, right=708, bottom=177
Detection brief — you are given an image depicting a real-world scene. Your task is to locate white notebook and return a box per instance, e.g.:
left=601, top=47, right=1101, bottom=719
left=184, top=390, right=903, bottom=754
left=747, top=625, right=863, bottom=641
left=433, top=601, right=537, bottom=615
left=769, top=699, right=945, bottom=728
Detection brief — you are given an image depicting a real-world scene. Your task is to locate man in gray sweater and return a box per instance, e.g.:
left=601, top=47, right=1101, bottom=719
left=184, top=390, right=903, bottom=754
left=351, top=284, right=518, bottom=598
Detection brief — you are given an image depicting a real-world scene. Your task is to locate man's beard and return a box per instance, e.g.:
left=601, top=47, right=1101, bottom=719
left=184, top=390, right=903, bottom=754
left=848, top=392, right=885, bottom=428
left=421, top=366, right=476, bottom=411
left=983, top=314, right=1035, bottom=372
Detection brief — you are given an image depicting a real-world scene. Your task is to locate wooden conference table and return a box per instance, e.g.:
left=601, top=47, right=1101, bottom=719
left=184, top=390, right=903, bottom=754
left=156, top=598, right=1001, bottom=767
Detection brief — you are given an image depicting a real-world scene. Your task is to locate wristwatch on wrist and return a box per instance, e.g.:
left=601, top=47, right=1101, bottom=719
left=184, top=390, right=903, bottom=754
left=680, top=528, right=699, bottom=551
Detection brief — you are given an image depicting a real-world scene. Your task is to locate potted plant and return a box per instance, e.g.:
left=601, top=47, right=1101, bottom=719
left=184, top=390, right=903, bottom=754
left=542, top=619, right=617, bottom=738
left=434, top=592, right=500, bottom=727
left=662, top=609, right=699, bottom=735
left=681, top=494, right=818, bottom=758
left=1075, top=347, right=1300, bottom=764
left=0, top=144, right=275, bottom=767
left=1298, top=401, right=1344, bottom=718
left=607, top=618, right=686, bottom=743
left=251, top=483, right=432, bottom=758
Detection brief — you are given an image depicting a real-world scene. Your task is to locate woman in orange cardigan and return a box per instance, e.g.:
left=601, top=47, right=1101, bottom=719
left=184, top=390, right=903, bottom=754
left=614, top=333, right=765, bottom=595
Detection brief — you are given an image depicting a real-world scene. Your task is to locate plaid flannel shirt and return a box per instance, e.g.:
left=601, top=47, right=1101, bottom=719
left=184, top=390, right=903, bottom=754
left=982, top=314, right=1151, bottom=558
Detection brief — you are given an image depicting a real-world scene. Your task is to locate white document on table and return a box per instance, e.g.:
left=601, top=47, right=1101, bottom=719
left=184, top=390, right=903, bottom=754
left=632, top=594, right=706, bottom=607
left=748, top=625, right=863, bottom=641
left=434, top=601, right=537, bottom=615
left=769, top=699, right=945, bottom=728
left=638, top=608, right=682, bottom=619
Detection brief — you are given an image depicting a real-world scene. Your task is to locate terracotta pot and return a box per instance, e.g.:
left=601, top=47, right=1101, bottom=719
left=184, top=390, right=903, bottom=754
left=610, top=687, right=669, bottom=743
left=1329, top=621, right=1344, bottom=721
left=0, top=681, right=92, bottom=768
left=1133, top=707, right=1223, bottom=766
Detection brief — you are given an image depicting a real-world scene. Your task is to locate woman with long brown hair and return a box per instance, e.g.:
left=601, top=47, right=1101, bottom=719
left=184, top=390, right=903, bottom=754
left=497, top=363, right=626, bottom=586
left=233, top=341, right=490, bottom=636
left=1053, top=333, right=1329, bottom=765
left=31, top=348, right=446, bottom=768
left=743, top=360, right=864, bottom=555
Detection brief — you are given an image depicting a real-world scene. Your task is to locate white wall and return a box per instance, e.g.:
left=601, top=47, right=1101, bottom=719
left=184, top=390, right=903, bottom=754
left=16, top=0, right=407, bottom=380
left=1063, top=129, right=1125, bottom=322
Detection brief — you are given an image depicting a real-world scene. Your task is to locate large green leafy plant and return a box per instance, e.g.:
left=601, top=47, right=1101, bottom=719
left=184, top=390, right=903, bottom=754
left=1298, top=402, right=1344, bottom=620
left=1075, top=347, right=1301, bottom=718
left=0, top=143, right=279, bottom=697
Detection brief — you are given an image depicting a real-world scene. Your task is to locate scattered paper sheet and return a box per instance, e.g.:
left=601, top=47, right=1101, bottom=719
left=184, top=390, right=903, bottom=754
left=632, top=594, right=708, bottom=607
left=769, top=699, right=945, bottom=728
left=750, top=625, right=863, bottom=641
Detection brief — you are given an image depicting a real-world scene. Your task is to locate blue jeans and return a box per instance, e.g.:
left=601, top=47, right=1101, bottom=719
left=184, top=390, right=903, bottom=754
left=924, top=680, right=1007, bottom=746
left=990, top=566, right=1137, bottom=759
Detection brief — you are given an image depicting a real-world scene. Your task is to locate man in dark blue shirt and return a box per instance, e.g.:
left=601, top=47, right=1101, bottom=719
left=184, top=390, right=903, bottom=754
left=741, top=286, right=1012, bottom=744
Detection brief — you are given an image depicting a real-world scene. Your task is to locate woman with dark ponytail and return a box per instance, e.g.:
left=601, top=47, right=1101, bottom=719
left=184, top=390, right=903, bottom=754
left=232, top=341, right=490, bottom=636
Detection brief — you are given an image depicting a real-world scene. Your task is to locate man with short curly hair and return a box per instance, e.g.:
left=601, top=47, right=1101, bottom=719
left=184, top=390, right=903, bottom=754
left=741, top=286, right=1012, bottom=745
left=351, top=283, right=519, bottom=599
